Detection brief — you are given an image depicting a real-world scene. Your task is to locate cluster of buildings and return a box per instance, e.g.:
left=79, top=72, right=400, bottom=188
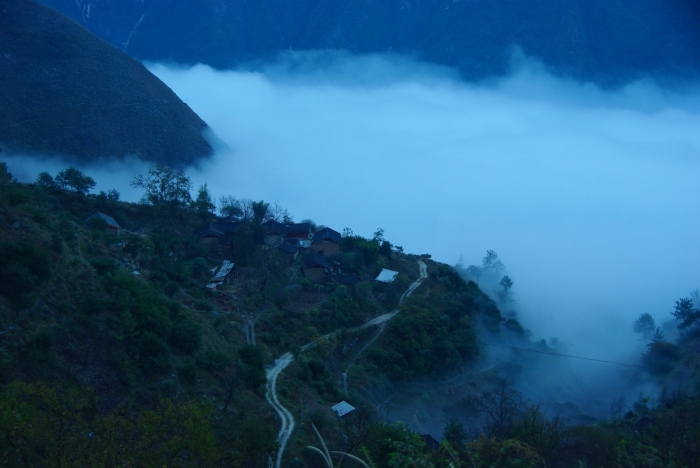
left=195, top=218, right=354, bottom=285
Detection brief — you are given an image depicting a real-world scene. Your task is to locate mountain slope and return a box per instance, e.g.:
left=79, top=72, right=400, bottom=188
left=0, top=0, right=214, bottom=165
left=36, top=0, right=700, bottom=85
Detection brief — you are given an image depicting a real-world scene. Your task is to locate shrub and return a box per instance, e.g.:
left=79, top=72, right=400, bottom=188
left=197, top=350, right=231, bottom=373
left=168, top=319, right=202, bottom=355
left=134, top=332, right=170, bottom=375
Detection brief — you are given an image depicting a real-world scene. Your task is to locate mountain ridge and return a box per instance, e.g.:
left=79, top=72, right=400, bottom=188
left=0, top=0, right=215, bottom=165
left=36, top=0, right=700, bottom=86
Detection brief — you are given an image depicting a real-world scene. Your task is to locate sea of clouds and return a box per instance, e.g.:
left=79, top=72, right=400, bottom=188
left=6, top=53, right=700, bottom=367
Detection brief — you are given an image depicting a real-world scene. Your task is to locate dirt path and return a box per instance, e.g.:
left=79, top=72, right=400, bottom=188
left=343, top=260, right=427, bottom=394
left=265, top=260, right=427, bottom=468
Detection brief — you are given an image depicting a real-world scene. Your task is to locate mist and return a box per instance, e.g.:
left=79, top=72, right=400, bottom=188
left=5, top=53, right=699, bottom=416
left=150, top=55, right=699, bottom=359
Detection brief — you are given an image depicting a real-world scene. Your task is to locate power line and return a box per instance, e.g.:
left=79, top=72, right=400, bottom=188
left=477, top=341, right=694, bottom=376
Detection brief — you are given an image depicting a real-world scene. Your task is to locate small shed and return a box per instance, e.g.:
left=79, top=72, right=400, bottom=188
left=311, top=227, right=342, bottom=256
left=375, top=268, right=399, bottom=283
left=331, top=401, right=355, bottom=417
left=86, top=212, right=121, bottom=232
left=302, top=253, right=329, bottom=283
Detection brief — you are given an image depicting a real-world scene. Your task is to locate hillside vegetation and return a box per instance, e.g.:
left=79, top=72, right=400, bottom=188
left=0, top=0, right=214, bottom=165
left=0, top=162, right=699, bottom=467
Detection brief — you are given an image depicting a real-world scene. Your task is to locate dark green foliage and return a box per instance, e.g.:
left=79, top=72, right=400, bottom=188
left=35, top=171, right=56, bottom=188
left=370, top=297, right=461, bottom=379
left=504, top=318, right=526, bottom=337
left=642, top=341, right=679, bottom=375
left=0, top=241, right=51, bottom=305
left=168, top=319, right=202, bottom=355
left=672, top=297, right=698, bottom=330
left=632, top=312, right=656, bottom=340
left=239, top=344, right=266, bottom=390
left=179, top=359, right=198, bottom=384
left=317, top=285, right=378, bottom=329
left=443, top=417, right=466, bottom=447
left=133, top=332, right=170, bottom=374
left=55, top=166, right=95, bottom=194
left=197, top=350, right=232, bottom=373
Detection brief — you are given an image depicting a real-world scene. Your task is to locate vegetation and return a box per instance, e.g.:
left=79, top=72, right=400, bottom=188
left=0, top=162, right=698, bottom=467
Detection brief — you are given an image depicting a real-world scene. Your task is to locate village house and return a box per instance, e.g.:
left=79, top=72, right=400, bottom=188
left=302, top=252, right=329, bottom=283
left=195, top=221, right=242, bottom=259
left=311, top=227, right=341, bottom=256
left=86, top=211, right=121, bottom=234
left=263, top=220, right=313, bottom=247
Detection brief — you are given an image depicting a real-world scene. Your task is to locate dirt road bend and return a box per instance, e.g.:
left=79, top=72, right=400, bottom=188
left=265, top=260, right=427, bottom=468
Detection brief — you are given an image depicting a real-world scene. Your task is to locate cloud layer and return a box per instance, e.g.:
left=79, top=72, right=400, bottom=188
left=151, top=56, right=700, bottom=358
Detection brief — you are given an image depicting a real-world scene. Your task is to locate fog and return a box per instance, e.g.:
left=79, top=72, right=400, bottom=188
left=149, top=55, right=700, bottom=360
left=5, top=53, right=700, bottom=406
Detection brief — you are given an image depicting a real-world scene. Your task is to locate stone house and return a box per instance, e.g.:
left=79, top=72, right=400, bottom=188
left=302, top=252, right=329, bottom=283
left=195, top=221, right=242, bottom=258
left=311, top=227, right=341, bottom=256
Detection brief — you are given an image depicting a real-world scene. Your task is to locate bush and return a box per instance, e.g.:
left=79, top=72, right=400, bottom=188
left=179, top=360, right=198, bottom=384
left=197, top=350, right=231, bottom=373
left=168, top=319, right=202, bottom=355
left=0, top=241, right=51, bottom=305
left=134, top=332, right=170, bottom=375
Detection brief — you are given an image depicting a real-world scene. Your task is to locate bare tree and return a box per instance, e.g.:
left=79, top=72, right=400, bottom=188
left=476, top=378, right=527, bottom=438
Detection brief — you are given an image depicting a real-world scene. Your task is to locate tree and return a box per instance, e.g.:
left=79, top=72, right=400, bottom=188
left=192, top=183, right=215, bottom=219
left=632, top=313, right=656, bottom=340
left=35, top=171, right=56, bottom=188
left=0, top=162, right=14, bottom=202
left=131, top=165, right=191, bottom=210
left=443, top=417, right=466, bottom=447
left=55, top=166, right=95, bottom=194
left=671, top=297, right=698, bottom=330
left=499, top=275, right=513, bottom=294
left=482, top=250, right=505, bottom=277
left=474, top=378, right=527, bottom=438
left=651, top=327, right=666, bottom=343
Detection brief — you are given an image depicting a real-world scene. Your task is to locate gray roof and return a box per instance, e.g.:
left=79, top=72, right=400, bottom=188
left=87, top=211, right=121, bottom=229
left=331, top=401, right=355, bottom=417
left=212, top=260, right=235, bottom=282
left=375, top=269, right=399, bottom=283
left=313, top=227, right=341, bottom=245
left=302, top=252, right=329, bottom=270
left=195, top=221, right=242, bottom=241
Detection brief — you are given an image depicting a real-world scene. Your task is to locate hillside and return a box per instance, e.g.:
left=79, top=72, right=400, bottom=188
left=0, top=0, right=214, bottom=165
left=36, top=0, right=700, bottom=85
left=0, top=163, right=699, bottom=467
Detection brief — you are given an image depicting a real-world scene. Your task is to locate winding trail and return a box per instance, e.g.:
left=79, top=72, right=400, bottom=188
left=265, top=260, right=427, bottom=468
left=343, top=260, right=428, bottom=394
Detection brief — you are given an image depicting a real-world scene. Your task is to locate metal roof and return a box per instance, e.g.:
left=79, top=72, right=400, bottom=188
left=87, top=211, right=121, bottom=229
left=212, top=260, right=234, bottom=282
left=331, top=401, right=355, bottom=417
left=375, top=268, right=399, bottom=283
